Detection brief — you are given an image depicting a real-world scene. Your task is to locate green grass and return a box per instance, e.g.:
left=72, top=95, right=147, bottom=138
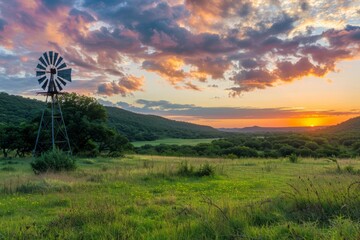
left=0, top=156, right=359, bottom=239
left=131, top=138, right=218, bottom=147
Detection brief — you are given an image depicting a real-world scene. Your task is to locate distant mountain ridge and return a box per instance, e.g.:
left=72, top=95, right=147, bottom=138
left=322, top=116, right=360, bottom=133
left=0, top=92, right=223, bottom=141
left=219, top=126, right=326, bottom=133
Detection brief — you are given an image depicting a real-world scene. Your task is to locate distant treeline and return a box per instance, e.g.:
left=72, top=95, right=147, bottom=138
left=135, top=133, right=360, bottom=158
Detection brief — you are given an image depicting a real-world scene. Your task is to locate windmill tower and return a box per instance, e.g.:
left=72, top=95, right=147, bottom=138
left=33, top=51, right=72, bottom=155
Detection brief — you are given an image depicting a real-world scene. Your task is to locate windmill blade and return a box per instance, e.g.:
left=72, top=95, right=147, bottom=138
left=39, top=56, right=48, bottom=67
left=53, top=52, right=59, bottom=66
left=49, top=51, right=54, bottom=65
left=43, top=52, right=50, bottom=65
left=55, top=56, right=63, bottom=67
left=55, top=79, right=63, bottom=91
left=38, top=76, right=47, bottom=84
left=57, top=62, right=67, bottom=70
left=57, top=68, right=72, bottom=82
left=41, top=79, right=49, bottom=90
left=57, top=77, right=67, bottom=86
left=36, top=71, right=46, bottom=76
left=36, top=64, right=46, bottom=70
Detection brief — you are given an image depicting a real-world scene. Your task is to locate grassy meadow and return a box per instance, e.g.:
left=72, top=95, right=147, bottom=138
left=131, top=138, right=219, bottom=147
left=0, top=155, right=359, bottom=239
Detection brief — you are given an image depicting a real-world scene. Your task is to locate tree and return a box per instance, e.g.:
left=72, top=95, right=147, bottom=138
left=56, top=93, right=130, bottom=156
left=0, top=124, right=18, bottom=158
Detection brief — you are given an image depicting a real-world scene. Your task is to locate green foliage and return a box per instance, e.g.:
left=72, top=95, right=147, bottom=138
left=288, top=154, right=299, bottom=163
left=16, top=180, right=72, bottom=194
left=196, top=162, right=215, bottom=177
left=176, top=161, right=215, bottom=177
left=283, top=177, right=360, bottom=223
left=0, top=93, right=43, bottom=124
left=135, top=131, right=360, bottom=159
left=176, top=161, right=194, bottom=176
left=31, top=149, right=76, bottom=174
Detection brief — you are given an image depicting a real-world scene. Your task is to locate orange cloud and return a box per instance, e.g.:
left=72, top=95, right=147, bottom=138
left=97, top=75, right=144, bottom=96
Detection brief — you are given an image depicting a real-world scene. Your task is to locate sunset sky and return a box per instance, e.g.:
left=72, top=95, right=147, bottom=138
left=0, top=0, right=359, bottom=128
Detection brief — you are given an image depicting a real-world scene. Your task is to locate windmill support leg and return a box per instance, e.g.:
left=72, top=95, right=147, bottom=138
left=56, top=95, right=72, bottom=155
left=33, top=95, right=49, bottom=156
left=51, top=94, right=55, bottom=150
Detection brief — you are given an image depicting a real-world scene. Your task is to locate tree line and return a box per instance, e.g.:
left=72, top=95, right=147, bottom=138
left=135, top=132, right=360, bottom=158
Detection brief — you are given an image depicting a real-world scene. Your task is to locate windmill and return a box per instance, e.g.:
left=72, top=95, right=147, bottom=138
left=33, top=51, right=72, bottom=155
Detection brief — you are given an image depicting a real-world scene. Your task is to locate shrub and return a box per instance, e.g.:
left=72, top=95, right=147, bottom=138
left=176, top=161, right=215, bottom=177
left=225, top=153, right=237, bottom=159
left=31, top=149, right=76, bottom=174
left=288, top=154, right=298, bottom=163
left=196, top=162, right=215, bottom=177
left=177, top=161, right=194, bottom=176
left=279, top=145, right=296, bottom=157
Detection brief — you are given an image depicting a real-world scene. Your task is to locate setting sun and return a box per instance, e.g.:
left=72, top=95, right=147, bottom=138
left=303, top=118, right=321, bottom=127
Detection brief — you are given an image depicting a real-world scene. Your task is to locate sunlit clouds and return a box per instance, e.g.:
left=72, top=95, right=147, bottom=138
left=0, top=0, right=359, bottom=127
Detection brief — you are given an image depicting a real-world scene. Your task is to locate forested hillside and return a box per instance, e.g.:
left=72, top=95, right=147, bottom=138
left=0, top=93, right=223, bottom=141
left=323, top=116, right=360, bottom=133
left=106, top=107, right=223, bottom=141
left=0, top=93, right=43, bottom=124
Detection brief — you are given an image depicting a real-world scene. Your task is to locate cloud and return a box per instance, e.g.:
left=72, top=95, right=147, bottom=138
left=0, top=0, right=359, bottom=96
left=184, top=82, right=201, bottom=91
left=115, top=99, right=360, bottom=120
left=97, top=75, right=144, bottom=96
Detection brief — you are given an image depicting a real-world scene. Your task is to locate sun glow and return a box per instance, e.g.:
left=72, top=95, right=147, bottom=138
left=302, top=118, right=321, bottom=127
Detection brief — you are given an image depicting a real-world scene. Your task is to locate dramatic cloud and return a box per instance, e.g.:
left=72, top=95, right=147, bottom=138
left=97, top=75, right=144, bottom=96
left=0, top=0, right=359, bottom=96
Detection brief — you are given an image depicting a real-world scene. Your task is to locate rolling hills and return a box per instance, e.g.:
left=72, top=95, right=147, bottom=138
left=106, top=106, right=223, bottom=141
left=0, top=92, right=223, bottom=141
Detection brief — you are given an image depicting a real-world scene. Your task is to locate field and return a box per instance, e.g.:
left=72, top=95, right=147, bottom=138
left=131, top=138, right=218, bottom=147
left=0, top=155, right=359, bottom=239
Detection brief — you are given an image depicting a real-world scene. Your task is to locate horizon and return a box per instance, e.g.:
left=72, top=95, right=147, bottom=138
left=0, top=1, right=359, bottom=128
left=2, top=91, right=357, bottom=129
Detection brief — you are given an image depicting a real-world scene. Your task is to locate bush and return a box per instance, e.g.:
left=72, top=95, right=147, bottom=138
left=225, top=153, right=237, bottom=159
left=196, top=162, right=215, bottom=177
left=288, top=154, right=298, bottom=163
left=176, top=161, right=215, bottom=177
left=177, top=161, right=194, bottom=176
left=31, top=149, right=76, bottom=174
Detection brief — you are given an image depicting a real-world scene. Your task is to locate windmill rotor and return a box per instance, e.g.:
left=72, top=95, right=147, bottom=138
left=35, top=51, right=72, bottom=93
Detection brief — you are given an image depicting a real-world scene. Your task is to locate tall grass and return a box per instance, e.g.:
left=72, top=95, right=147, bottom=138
left=0, top=156, right=359, bottom=239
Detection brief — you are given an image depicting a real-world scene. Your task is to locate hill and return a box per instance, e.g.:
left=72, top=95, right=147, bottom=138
left=0, top=93, right=223, bottom=141
left=0, top=92, right=44, bottom=124
left=220, top=125, right=325, bottom=133
left=106, top=106, right=223, bottom=141
left=322, top=116, right=360, bottom=133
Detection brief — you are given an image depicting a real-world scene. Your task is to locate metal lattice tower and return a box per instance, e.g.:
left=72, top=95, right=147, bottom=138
left=33, top=51, right=72, bottom=155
